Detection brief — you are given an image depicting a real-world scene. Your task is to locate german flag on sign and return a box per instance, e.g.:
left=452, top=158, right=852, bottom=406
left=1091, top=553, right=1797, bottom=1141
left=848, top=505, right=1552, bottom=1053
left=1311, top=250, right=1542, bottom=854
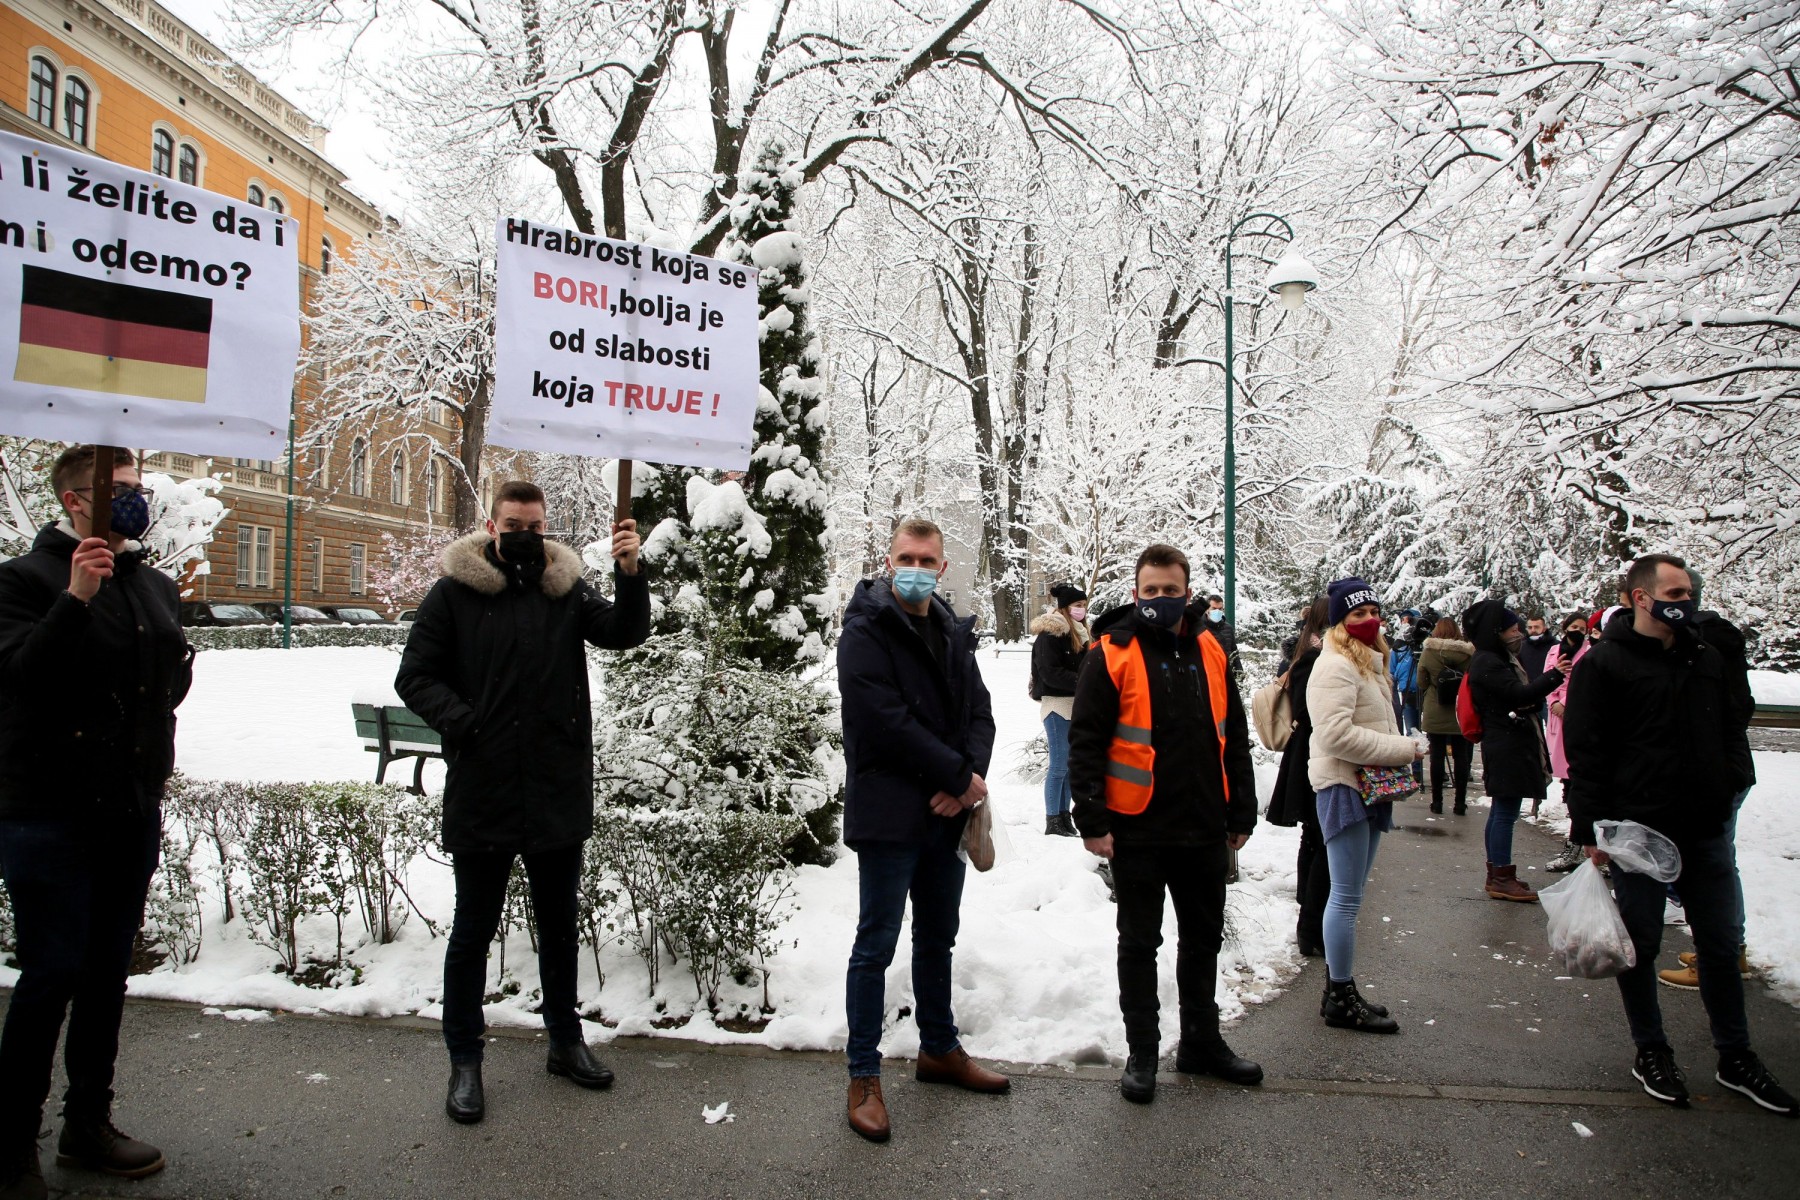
left=13, top=265, right=212, bottom=404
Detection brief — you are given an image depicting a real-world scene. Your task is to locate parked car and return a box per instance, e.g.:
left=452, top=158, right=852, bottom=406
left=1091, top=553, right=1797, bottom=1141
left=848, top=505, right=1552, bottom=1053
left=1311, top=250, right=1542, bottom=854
left=179, top=602, right=276, bottom=628
left=317, top=605, right=391, bottom=625
left=252, top=602, right=336, bottom=625
left=397, top=609, right=419, bottom=624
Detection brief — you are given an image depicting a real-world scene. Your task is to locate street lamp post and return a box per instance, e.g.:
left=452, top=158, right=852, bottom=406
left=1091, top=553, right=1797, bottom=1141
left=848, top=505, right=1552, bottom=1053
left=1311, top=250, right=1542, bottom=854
left=1221, top=213, right=1317, bottom=626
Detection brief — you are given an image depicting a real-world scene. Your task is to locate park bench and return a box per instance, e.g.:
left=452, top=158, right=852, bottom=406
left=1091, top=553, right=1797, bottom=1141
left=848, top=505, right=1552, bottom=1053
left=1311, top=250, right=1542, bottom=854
left=1751, top=703, right=1800, bottom=730
left=351, top=703, right=443, bottom=794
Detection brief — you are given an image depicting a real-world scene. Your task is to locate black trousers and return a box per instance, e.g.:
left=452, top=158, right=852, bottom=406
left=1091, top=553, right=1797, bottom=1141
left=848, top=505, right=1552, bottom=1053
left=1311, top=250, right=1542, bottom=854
left=1429, top=733, right=1472, bottom=805
left=1295, top=815, right=1330, bottom=950
left=0, top=812, right=158, bottom=1141
left=1111, top=841, right=1228, bottom=1052
left=441, top=844, right=583, bottom=1064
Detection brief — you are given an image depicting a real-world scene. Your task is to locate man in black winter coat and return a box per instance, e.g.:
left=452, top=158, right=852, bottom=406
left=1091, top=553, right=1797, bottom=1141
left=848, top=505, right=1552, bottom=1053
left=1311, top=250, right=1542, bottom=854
left=1070, top=545, right=1259, bottom=1104
left=1565, top=553, right=1796, bottom=1117
left=1202, top=593, right=1242, bottom=680
left=0, top=447, right=191, bottom=1194
left=837, top=517, right=1003, bottom=1144
left=396, top=480, right=649, bottom=1125
left=1461, top=600, right=1564, bottom=902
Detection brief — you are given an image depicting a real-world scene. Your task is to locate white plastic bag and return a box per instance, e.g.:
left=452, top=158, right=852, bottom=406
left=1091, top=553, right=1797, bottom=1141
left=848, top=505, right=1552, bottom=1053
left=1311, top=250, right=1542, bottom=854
left=958, top=803, right=1015, bottom=872
left=1540, top=859, right=1637, bottom=979
left=1595, top=819, right=1682, bottom=883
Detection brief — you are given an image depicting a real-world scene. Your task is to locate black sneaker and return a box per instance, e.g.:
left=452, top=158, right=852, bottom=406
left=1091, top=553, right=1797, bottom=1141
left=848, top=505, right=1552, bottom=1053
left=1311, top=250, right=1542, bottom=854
left=1717, top=1051, right=1800, bottom=1118
left=1119, top=1051, right=1157, bottom=1104
left=1633, top=1045, right=1690, bottom=1107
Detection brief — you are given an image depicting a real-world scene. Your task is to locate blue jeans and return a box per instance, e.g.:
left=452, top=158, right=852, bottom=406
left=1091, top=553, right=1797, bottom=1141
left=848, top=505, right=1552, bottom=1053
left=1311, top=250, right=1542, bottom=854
left=441, top=844, right=583, bottom=1064
left=1611, top=832, right=1749, bottom=1053
left=1322, top=817, right=1384, bottom=983
left=1042, top=712, right=1072, bottom=817
left=0, top=814, right=159, bottom=1140
left=1485, top=796, right=1523, bottom=865
left=844, top=820, right=967, bottom=1077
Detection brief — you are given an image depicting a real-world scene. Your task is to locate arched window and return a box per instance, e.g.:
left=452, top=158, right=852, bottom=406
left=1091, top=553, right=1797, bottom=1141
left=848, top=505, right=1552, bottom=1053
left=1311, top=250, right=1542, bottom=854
left=267, top=194, right=285, bottom=215
left=389, top=449, right=407, bottom=505
left=246, top=183, right=265, bottom=207
left=177, top=142, right=199, bottom=185
left=320, top=237, right=333, bottom=275
left=152, top=129, right=174, bottom=177
left=28, top=56, right=56, bottom=127
left=62, top=76, right=90, bottom=145
left=348, top=437, right=368, bottom=497
left=426, top=458, right=443, bottom=514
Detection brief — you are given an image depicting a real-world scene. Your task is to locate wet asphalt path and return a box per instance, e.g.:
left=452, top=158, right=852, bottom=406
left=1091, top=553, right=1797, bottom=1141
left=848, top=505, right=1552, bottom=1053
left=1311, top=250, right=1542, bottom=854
left=7, top=806, right=1800, bottom=1199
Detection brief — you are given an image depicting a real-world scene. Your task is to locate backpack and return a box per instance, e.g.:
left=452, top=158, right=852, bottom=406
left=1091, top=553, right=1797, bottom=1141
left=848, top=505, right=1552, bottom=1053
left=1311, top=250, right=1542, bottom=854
left=1455, top=673, right=1483, bottom=743
left=1435, top=664, right=1465, bottom=707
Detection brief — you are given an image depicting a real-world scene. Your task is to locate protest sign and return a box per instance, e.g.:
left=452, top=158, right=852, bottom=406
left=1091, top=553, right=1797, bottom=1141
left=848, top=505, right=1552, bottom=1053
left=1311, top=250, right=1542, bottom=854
left=0, top=129, right=300, bottom=458
left=490, top=218, right=761, bottom=473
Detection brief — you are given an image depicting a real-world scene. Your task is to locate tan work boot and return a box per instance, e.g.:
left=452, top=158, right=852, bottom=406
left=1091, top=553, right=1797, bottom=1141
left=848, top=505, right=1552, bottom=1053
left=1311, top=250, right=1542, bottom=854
left=1485, top=863, right=1538, bottom=903
left=1668, top=947, right=1753, bottom=987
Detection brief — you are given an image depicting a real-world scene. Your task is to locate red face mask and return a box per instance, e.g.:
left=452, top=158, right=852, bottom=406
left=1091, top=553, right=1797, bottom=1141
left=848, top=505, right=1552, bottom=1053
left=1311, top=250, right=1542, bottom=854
left=1345, top=617, right=1382, bottom=646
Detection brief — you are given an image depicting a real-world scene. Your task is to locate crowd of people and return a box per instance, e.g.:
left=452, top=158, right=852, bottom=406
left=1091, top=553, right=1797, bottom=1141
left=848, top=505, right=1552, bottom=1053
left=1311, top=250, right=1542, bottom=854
left=0, top=455, right=1792, bottom=1196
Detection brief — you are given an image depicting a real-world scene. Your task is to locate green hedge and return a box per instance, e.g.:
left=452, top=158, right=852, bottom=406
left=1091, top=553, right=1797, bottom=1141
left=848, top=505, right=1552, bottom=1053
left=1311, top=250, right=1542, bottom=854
left=186, top=624, right=410, bottom=651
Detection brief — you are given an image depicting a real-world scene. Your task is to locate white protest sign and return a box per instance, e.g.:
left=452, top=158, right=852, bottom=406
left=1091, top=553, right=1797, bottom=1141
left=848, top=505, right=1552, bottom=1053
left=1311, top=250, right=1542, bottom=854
left=0, top=129, right=299, bottom=457
left=490, top=218, right=760, bottom=470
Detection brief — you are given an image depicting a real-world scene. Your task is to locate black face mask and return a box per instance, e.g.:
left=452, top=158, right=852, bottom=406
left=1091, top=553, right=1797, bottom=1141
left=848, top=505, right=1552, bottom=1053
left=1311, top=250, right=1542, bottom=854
left=1561, top=630, right=1586, bottom=652
left=497, top=530, right=546, bottom=565
left=1135, top=596, right=1187, bottom=631
left=1647, top=595, right=1697, bottom=628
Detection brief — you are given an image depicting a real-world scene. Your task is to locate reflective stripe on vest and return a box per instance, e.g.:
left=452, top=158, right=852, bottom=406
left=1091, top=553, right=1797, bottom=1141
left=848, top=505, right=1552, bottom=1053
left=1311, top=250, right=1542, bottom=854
left=1099, top=629, right=1232, bottom=815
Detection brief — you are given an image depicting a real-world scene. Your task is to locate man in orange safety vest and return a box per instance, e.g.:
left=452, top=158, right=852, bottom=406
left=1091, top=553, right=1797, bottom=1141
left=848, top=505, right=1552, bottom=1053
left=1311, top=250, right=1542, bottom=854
left=1069, top=543, right=1259, bottom=1105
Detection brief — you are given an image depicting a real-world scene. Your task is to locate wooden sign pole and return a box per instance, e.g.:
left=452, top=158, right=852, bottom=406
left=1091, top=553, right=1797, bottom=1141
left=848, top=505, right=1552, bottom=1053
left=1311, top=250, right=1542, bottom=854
left=616, top=458, right=633, bottom=525
left=88, top=443, right=115, bottom=543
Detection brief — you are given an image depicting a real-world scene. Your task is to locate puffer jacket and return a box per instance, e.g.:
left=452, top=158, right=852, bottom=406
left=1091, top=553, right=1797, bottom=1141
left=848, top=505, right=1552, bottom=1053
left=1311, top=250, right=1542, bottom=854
left=1029, top=608, right=1088, bottom=700
left=1306, top=637, right=1418, bottom=792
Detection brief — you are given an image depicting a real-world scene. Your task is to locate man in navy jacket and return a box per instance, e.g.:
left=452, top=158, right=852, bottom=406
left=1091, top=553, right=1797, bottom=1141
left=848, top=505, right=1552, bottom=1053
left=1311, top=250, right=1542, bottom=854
left=837, top=517, right=1001, bottom=1143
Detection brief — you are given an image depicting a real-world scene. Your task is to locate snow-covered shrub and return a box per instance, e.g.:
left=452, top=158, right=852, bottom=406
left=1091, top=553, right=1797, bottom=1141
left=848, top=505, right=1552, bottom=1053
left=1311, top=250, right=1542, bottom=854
left=1008, top=734, right=1048, bottom=785
left=595, top=614, right=843, bottom=864
left=0, top=882, right=14, bottom=965
left=185, top=625, right=410, bottom=651
left=165, top=773, right=251, bottom=923
left=577, top=835, right=625, bottom=990
left=143, top=822, right=203, bottom=967
left=239, top=784, right=332, bottom=975
left=313, top=782, right=438, bottom=946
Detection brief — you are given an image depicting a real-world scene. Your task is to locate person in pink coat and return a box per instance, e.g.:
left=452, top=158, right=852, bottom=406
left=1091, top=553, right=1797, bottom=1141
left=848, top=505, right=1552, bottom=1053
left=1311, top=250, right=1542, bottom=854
left=1544, top=609, right=1608, bottom=870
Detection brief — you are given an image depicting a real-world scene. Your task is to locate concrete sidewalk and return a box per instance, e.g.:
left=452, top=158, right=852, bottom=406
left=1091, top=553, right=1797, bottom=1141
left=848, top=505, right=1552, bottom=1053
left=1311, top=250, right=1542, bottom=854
left=9, top=811, right=1800, bottom=1200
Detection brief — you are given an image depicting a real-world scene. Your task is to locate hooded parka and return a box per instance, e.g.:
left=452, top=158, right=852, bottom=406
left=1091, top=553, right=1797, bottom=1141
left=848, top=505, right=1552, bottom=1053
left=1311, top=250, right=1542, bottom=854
left=394, top=532, right=650, bottom=855
left=1462, top=600, right=1562, bottom=801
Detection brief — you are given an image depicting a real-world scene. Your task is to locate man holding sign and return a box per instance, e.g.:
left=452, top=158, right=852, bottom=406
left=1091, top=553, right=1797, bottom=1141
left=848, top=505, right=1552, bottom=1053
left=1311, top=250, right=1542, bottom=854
left=396, top=481, right=649, bottom=1125
left=0, top=447, right=191, bottom=1195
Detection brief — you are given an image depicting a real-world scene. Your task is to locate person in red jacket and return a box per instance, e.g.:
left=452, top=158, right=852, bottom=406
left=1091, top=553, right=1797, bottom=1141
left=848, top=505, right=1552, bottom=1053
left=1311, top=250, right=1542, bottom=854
left=1069, top=544, right=1259, bottom=1104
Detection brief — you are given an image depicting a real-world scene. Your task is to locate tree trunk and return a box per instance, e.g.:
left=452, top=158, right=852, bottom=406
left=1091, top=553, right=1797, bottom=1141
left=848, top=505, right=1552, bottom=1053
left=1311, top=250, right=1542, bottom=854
left=454, top=375, right=490, bottom=530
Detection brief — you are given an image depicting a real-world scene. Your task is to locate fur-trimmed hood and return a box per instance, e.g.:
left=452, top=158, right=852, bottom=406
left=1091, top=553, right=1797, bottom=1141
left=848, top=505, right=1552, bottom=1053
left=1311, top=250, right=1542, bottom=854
left=1423, top=637, right=1473, bottom=656
left=1029, top=607, right=1088, bottom=641
left=441, top=531, right=584, bottom=598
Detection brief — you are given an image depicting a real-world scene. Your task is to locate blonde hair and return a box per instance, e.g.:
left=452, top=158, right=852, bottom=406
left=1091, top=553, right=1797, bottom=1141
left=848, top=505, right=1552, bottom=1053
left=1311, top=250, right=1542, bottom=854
left=1326, top=623, right=1391, bottom=680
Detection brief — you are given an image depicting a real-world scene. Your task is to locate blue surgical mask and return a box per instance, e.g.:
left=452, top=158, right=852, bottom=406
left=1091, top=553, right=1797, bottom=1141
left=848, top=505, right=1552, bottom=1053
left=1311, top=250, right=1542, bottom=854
left=1136, top=596, right=1187, bottom=631
left=110, top=489, right=151, bottom=540
left=1207, top=608, right=1223, bottom=624
left=892, top=567, right=939, bottom=605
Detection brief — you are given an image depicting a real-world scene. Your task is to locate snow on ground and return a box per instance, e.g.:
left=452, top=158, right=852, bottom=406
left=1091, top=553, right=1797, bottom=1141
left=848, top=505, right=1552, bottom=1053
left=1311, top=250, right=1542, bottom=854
left=39, top=644, right=1800, bottom=1064
left=1752, top=670, right=1800, bottom=707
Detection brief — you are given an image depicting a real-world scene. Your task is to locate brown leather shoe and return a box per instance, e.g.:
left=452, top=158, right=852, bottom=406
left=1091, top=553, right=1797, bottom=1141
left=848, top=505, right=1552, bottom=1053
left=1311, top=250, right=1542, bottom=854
left=1485, top=863, right=1538, bottom=903
left=847, top=1076, right=890, bottom=1142
left=915, top=1047, right=1011, bottom=1093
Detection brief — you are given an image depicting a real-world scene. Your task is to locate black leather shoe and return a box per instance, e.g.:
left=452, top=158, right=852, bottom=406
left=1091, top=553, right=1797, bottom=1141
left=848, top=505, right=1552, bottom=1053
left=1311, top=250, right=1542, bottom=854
left=1120, top=1050, right=1157, bottom=1104
left=1175, top=1037, right=1264, bottom=1086
left=446, top=1063, right=485, bottom=1124
left=55, top=1118, right=164, bottom=1179
left=547, top=1039, right=615, bottom=1089
left=0, top=1137, right=46, bottom=1200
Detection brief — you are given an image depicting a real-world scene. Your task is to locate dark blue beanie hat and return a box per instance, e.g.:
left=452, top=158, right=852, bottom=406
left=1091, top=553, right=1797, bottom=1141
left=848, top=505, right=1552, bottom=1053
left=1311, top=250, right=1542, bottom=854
left=1327, top=577, right=1381, bottom=627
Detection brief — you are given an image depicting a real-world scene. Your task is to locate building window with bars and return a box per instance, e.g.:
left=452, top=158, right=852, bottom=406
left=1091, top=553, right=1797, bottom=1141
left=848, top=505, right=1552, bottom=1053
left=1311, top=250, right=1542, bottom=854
left=28, top=57, right=56, bottom=128
left=62, top=76, right=90, bottom=146
left=152, top=129, right=174, bottom=177
left=235, top=524, right=273, bottom=589
left=349, top=543, right=366, bottom=596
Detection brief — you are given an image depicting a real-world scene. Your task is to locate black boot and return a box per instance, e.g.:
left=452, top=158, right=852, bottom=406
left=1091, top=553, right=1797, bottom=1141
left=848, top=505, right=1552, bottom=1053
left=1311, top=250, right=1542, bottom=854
left=1175, top=1032, right=1263, bottom=1085
left=1318, top=977, right=1390, bottom=1018
left=446, top=1062, right=485, bottom=1124
left=1296, top=924, right=1323, bottom=958
left=1120, top=1049, right=1157, bottom=1104
left=1429, top=789, right=1443, bottom=815
left=1453, top=791, right=1467, bottom=816
left=0, top=1135, right=46, bottom=1200
left=1321, top=980, right=1399, bottom=1034
left=547, top=1039, right=615, bottom=1089
left=1055, top=814, right=1080, bottom=837
left=55, top=1117, right=164, bottom=1179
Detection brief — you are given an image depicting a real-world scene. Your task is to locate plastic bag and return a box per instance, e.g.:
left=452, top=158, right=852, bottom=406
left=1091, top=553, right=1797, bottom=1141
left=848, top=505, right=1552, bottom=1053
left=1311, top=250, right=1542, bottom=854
left=958, top=804, right=1015, bottom=872
left=1595, top=819, right=1682, bottom=883
left=1540, top=859, right=1637, bottom=979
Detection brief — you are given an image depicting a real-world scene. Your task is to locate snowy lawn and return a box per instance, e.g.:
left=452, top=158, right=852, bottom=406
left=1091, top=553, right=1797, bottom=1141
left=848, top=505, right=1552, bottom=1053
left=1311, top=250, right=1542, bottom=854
left=9, top=644, right=1795, bottom=1064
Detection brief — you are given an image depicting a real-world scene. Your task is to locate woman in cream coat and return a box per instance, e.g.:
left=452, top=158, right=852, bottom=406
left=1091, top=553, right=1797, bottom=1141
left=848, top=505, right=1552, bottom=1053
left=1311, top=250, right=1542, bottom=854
left=1307, top=577, right=1423, bottom=1034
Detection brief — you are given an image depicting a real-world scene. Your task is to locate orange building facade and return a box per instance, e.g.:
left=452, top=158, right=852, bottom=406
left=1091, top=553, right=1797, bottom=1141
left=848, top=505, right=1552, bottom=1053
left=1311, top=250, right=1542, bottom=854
left=0, top=0, right=465, bottom=612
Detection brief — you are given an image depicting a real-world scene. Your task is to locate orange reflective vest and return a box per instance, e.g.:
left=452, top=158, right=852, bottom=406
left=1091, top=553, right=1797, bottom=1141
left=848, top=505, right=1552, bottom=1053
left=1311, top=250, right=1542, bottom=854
left=1099, top=628, right=1231, bottom=815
